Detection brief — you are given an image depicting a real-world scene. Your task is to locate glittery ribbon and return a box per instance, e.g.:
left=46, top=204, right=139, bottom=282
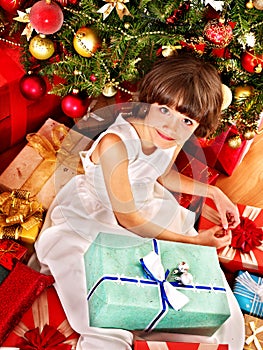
left=13, top=289, right=78, bottom=348
left=246, top=321, right=263, bottom=350
left=97, top=0, right=132, bottom=20
left=21, top=124, right=81, bottom=197
left=87, top=239, right=226, bottom=331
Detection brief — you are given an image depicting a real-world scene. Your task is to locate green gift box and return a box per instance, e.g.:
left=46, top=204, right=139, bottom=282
left=84, top=233, right=230, bottom=336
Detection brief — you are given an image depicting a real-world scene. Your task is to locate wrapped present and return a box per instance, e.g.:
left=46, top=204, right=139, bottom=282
left=183, top=125, right=254, bottom=176
left=233, top=270, right=263, bottom=318
left=0, top=118, right=92, bottom=209
left=199, top=198, right=263, bottom=274
left=0, top=45, right=62, bottom=154
left=173, top=149, right=219, bottom=210
left=0, top=261, right=54, bottom=345
left=0, top=190, right=44, bottom=248
left=134, top=340, right=228, bottom=349
left=2, top=285, right=79, bottom=349
left=243, top=314, right=263, bottom=350
left=84, top=233, right=230, bottom=336
left=0, top=238, right=27, bottom=270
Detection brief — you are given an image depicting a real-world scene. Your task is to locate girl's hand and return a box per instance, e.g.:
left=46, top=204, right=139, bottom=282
left=209, top=186, right=240, bottom=230
left=197, top=226, right=232, bottom=249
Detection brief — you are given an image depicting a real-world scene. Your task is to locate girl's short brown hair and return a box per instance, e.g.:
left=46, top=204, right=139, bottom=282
left=137, top=54, right=223, bottom=137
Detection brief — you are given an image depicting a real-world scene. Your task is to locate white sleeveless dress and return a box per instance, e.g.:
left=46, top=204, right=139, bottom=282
left=35, top=115, right=244, bottom=350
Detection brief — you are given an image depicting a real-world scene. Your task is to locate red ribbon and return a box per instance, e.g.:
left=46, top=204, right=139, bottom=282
left=231, top=216, right=263, bottom=253
left=17, top=324, right=72, bottom=350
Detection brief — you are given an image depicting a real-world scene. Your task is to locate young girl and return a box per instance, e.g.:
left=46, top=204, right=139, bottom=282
left=35, top=54, right=244, bottom=349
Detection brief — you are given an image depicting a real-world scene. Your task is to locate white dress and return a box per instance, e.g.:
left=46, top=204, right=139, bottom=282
left=35, top=115, right=245, bottom=350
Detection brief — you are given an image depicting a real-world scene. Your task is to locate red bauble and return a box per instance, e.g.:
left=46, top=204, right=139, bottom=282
left=204, top=19, right=233, bottom=48
left=29, top=0, right=64, bottom=35
left=0, top=0, right=23, bottom=13
left=241, top=50, right=263, bottom=73
left=19, top=73, right=47, bottom=100
left=61, top=93, right=88, bottom=118
left=89, top=74, right=97, bottom=82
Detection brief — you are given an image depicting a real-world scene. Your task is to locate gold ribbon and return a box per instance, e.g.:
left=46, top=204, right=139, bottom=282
left=246, top=321, right=263, bottom=350
left=0, top=190, right=44, bottom=242
left=21, top=124, right=83, bottom=197
left=97, top=0, right=132, bottom=20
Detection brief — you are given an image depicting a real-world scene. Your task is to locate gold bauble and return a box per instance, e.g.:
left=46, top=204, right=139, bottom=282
left=221, top=84, right=232, bottom=110
left=234, top=85, right=254, bottom=100
left=73, top=27, right=100, bottom=58
left=243, top=130, right=256, bottom=140
left=228, top=135, right=242, bottom=149
left=253, top=0, right=263, bottom=10
left=246, top=0, right=254, bottom=8
left=162, top=47, right=175, bottom=57
left=29, top=34, right=55, bottom=60
left=102, top=83, right=117, bottom=97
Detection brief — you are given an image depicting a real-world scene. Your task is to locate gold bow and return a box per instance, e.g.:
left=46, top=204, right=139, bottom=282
left=21, top=124, right=83, bottom=197
left=246, top=321, right=263, bottom=350
left=0, top=189, right=44, bottom=242
left=97, top=0, right=132, bottom=20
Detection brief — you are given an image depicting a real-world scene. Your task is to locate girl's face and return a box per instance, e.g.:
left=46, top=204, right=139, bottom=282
left=145, top=103, right=199, bottom=149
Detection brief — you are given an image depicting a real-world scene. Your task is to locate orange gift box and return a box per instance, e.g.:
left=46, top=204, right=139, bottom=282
left=199, top=198, right=263, bottom=274
left=2, top=285, right=79, bottom=349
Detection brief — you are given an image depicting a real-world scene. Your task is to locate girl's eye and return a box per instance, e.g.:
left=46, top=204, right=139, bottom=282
left=159, top=106, right=170, bottom=115
left=183, top=118, right=194, bottom=126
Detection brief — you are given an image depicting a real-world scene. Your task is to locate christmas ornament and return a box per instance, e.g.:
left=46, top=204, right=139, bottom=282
left=166, top=1, right=190, bottom=25
left=246, top=0, right=254, bottom=8
left=221, top=84, right=232, bottom=110
left=0, top=0, right=23, bottom=13
left=253, top=0, right=263, bottom=10
left=203, top=0, right=224, bottom=12
left=29, top=34, right=55, bottom=60
left=97, top=0, right=132, bottom=20
left=234, top=85, right=254, bottom=100
left=203, top=19, right=233, bottom=48
left=241, top=50, right=263, bottom=73
left=73, top=27, right=100, bottom=58
left=29, top=0, right=64, bottom=35
left=61, top=92, right=88, bottom=118
left=19, top=73, right=47, bottom=100
left=13, top=8, right=34, bottom=40
left=89, top=74, right=97, bottom=82
left=243, top=130, right=256, bottom=140
left=102, top=82, right=117, bottom=97
left=228, top=135, right=242, bottom=149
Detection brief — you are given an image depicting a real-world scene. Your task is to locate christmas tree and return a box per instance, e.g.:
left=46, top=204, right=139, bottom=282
left=1, top=0, right=263, bottom=139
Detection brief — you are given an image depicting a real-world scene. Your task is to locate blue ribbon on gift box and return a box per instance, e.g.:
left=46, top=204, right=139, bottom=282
left=87, top=239, right=226, bottom=331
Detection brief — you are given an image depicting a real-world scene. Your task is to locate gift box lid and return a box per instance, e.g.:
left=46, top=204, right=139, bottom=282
left=84, top=233, right=230, bottom=335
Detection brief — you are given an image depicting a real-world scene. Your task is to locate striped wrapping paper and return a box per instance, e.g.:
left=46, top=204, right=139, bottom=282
left=133, top=341, right=228, bottom=349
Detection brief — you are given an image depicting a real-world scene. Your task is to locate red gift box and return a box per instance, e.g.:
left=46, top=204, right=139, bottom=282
left=183, top=125, right=252, bottom=176
left=0, top=239, right=28, bottom=270
left=134, top=340, right=228, bottom=349
left=199, top=198, right=263, bottom=274
left=173, top=149, right=219, bottom=209
left=2, top=285, right=80, bottom=348
left=0, top=261, right=54, bottom=345
left=0, top=44, right=62, bottom=154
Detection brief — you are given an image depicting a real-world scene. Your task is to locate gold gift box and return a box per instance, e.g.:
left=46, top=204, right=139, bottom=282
left=0, top=118, right=92, bottom=210
left=244, top=314, right=263, bottom=350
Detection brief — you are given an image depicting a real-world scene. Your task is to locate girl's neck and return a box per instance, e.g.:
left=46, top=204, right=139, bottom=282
left=127, top=117, right=157, bottom=155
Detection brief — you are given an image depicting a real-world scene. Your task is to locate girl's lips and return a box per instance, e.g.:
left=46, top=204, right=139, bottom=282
left=156, top=130, right=175, bottom=141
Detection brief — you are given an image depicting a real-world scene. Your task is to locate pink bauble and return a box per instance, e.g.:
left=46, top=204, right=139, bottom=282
left=29, top=0, right=64, bottom=35
left=204, top=19, right=233, bottom=48
left=61, top=94, right=87, bottom=118
left=19, top=74, right=47, bottom=100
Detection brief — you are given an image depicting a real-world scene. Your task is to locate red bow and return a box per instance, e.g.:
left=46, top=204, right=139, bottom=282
left=17, top=324, right=72, bottom=350
left=231, top=216, right=263, bottom=253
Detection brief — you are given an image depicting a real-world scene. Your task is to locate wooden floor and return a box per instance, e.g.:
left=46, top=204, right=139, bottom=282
left=216, top=131, right=263, bottom=209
